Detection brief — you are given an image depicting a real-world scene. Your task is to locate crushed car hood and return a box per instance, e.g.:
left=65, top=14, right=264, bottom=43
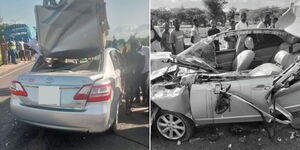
left=276, top=1, right=300, bottom=38
left=35, top=0, right=109, bottom=58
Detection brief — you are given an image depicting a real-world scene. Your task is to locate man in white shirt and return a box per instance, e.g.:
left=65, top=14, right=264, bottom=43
left=257, top=14, right=271, bottom=28
left=18, top=39, right=26, bottom=61
left=235, top=12, right=249, bottom=54
left=191, top=17, right=201, bottom=44
left=235, top=12, right=248, bottom=30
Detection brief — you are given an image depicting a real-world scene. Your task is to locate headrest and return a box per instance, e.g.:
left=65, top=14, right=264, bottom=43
left=244, top=36, right=254, bottom=49
left=274, top=50, right=289, bottom=65
left=279, top=42, right=291, bottom=50
left=286, top=35, right=299, bottom=45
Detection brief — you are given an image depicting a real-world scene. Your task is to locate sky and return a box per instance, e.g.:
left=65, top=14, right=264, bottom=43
left=0, top=0, right=149, bottom=30
left=151, top=0, right=296, bottom=10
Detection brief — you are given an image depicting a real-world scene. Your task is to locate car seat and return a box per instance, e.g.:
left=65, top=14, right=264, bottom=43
left=232, top=36, right=255, bottom=71
left=249, top=50, right=292, bottom=77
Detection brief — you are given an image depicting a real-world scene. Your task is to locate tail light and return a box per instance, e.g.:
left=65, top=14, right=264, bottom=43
left=10, top=81, right=28, bottom=96
left=73, top=84, right=93, bottom=100
left=74, top=83, right=112, bottom=102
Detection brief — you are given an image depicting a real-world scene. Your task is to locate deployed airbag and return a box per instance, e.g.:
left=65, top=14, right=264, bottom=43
left=36, top=0, right=109, bottom=58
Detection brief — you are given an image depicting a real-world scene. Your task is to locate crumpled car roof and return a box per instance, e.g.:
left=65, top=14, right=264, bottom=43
left=35, top=0, right=109, bottom=58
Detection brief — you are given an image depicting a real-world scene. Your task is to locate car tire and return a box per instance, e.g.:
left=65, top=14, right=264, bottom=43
left=155, top=110, right=194, bottom=141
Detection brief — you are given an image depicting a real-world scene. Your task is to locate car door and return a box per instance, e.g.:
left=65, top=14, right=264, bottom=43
left=190, top=76, right=273, bottom=125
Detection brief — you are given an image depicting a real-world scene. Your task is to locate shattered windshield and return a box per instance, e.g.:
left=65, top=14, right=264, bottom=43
left=175, top=36, right=217, bottom=71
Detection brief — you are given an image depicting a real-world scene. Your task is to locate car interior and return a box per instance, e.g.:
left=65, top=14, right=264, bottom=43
left=215, top=33, right=300, bottom=77
left=31, top=56, right=102, bottom=72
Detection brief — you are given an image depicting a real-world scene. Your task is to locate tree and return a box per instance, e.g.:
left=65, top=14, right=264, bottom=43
left=203, top=0, right=228, bottom=24
left=227, top=7, right=237, bottom=21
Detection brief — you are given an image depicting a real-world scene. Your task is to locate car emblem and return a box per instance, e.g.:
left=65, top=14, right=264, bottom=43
left=45, top=77, right=54, bottom=83
left=43, top=0, right=67, bottom=9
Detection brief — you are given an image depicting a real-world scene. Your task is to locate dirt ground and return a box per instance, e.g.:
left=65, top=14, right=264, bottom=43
left=152, top=121, right=300, bottom=150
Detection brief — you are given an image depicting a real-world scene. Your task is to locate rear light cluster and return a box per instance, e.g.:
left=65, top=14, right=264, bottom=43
left=10, top=81, right=28, bottom=96
left=74, top=83, right=112, bottom=102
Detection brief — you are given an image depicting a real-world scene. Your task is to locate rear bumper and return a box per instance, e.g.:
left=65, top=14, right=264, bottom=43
left=10, top=98, right=112, bottom=133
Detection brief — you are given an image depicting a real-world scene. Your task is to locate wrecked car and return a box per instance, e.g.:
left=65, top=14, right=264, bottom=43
left=10, top=0, right=123, bottom=133
left=151, top=3, right=300, bottom=141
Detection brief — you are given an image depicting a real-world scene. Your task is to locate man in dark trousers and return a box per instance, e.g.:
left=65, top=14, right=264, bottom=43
left=207, top=20, right=220, bottom=51
left=0, top=36, right=8, bottom=64
left=123, top=37, right=145, bottom=113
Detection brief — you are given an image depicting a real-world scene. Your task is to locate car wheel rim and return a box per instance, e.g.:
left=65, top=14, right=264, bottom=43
left=157, top=114, right=186, bottom=140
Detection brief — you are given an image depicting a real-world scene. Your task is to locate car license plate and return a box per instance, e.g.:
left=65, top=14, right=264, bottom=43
left=38, top=86, right=60, bottom=106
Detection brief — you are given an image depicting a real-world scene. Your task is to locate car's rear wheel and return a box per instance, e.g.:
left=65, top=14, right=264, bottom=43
left=155, top=110, right=194, bottom=141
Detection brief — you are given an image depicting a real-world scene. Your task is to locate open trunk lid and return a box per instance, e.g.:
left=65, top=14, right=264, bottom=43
left=15, top=71, right=103, bottom=110
left=35, top=0, right=109, bottom=58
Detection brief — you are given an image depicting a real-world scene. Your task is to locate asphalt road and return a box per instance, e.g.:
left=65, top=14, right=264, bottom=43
left=0, top=63, right=149, bottom=150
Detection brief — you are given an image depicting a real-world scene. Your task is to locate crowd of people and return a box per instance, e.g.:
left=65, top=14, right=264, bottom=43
left=0, top=36, right=40, bottom=65
left=114, top=37, right=150, bottom=113
left=151, top=11, right=280, bottom=54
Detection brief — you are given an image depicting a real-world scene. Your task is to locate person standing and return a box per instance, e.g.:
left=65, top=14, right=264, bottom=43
left=271, top=17, right=278, bottom=28
left=160, top=22, right=171, bottom=52
left=8, top=37, right=17, bottom=64
left=0, top=36, right=8, bottom=64
left=170, top=19, right=185, bottom=54
left=207, top=20, right=220, bottom=51
left=257, top=14, right=271, bottom=28
left=138, top=46, right=149, bottom=106
left=191, top=17, right=201, bottom=44
left=235, top=12, right=248, bottom=30
left=18, top=38, right=26, bottom=61
left=235, top=12, right=249, bottom=54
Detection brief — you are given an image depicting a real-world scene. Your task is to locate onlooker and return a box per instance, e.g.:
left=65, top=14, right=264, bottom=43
left=235, top=12, right=248, bottom=30
left=225, top=20, right=237, bottom=49
left=8, top=37, right=17, bottom=64
left=257, top=14, right=271, bottom=28
left=24, top=39, right=32, bottom=60
left=170, top=19, right=185, bottom=54
left=235, top=12, right=249, bottom=54
left=228, top=20, right=236, bottom=31
left=160, top=22, right=171, bottom=51
left=138, top=46, right=149, bottom=106
left=271, top=17, right=278, bottom=28
left=208, top=20, right=220, bottom=51
left=151, top=23, right=162, bottom=52
left=191, top=17, right=201, bottom=44
left=0, top=36, right=8, bottom=64
left=18, top=38, right=26, bottom=61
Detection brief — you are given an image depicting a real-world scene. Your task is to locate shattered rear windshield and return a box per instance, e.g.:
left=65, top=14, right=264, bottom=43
left=31, top=55, right=102, bottom=72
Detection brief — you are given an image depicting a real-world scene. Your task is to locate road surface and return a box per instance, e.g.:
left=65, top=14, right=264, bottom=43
left=0, top=63, right=149, bottom=150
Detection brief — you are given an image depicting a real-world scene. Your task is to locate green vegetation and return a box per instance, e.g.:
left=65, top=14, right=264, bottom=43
left=151, top=2, right=288, bottom=26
